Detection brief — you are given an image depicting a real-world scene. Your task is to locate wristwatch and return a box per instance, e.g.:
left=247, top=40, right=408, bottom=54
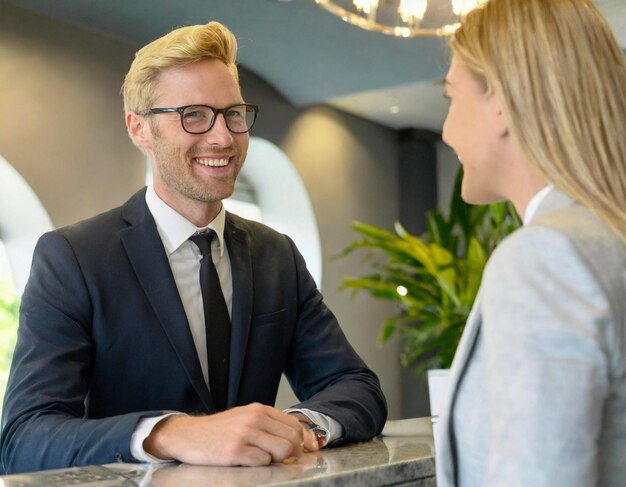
left=301, top=420, right=329, bottom=448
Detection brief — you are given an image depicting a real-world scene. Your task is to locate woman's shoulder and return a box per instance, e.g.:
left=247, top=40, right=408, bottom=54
left=485, top=202, right=626, bottom=325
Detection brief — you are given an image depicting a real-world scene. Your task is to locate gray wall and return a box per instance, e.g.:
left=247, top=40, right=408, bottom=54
left=0, top=1, right=145, bottom=228
left=0, top=1, right=421, bottom=418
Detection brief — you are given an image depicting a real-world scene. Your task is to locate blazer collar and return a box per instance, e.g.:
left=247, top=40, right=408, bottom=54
left=119, top=188, right=214, bottom=410
left=119, top=193, right=259, bottom=410
left=529, top=188, right=577, bottom=223
left=223, top=212, right=254, bottom=407
left=436, top=289, right=484, bottom=486
left=437, top=188, right=578, bottom=484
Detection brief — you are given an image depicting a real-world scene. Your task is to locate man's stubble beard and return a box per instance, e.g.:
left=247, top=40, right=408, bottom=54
left=150, top=123, right=245, bottom=204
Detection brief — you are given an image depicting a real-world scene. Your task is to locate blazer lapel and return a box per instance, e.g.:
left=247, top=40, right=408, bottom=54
left=437, top=290, right=484, bottom=486
left=530, top=188, right=575, bottom=222
left=437, top=189, right=576, bottom=485
left=119, top=189, right=213, bottom=410
left=223, top=213, right=254, bottom=408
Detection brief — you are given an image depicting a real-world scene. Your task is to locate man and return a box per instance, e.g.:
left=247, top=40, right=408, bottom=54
left=0, top=21, right=386, bottom=474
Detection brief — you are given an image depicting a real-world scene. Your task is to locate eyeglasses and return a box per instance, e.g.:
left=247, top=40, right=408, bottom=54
left=142, top=103, right=259, bottom=134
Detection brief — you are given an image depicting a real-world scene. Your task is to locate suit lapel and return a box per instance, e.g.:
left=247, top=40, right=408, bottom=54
left=438, top=189, right=577, bottom=485
left=530, top=188, right=575, bottom=222
left=119, top=189, right=213, bottom=410
left=437, top=290, right=483, bottom=486
left=223, top=213, right=254, bottom=407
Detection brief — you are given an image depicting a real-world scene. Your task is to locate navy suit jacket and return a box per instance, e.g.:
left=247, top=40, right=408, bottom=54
left=0, top=188, right=386, bottom=473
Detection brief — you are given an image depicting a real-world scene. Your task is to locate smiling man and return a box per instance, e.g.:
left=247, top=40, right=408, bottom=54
left=0, top=21, right=386, bottom=474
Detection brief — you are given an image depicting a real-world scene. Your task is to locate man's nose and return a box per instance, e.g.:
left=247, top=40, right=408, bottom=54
left=205, top=113, right=234, bottom=146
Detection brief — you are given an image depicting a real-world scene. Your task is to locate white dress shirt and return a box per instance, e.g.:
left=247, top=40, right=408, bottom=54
left=523, top=185, right=553, bottom=225
left=130, top=186, right=340, bottom=462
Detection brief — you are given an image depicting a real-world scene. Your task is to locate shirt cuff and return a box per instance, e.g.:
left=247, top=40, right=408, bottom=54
left=284, top=408, right=343, bottom=446
left=130, top=413, right=185, bottom=463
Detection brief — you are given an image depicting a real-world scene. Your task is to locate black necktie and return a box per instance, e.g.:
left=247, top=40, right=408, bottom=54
left=189, top=230, right=230, bottom=412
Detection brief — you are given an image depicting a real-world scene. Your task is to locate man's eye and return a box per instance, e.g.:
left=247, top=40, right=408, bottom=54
left=185, top=110, right=207, bottom=119
left=226, top=109, right=244, bottom=119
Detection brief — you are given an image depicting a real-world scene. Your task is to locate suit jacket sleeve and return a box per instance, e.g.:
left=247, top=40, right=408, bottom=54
left=479, top=226, right=612, bottom=486
left=281, top=236, right=387, bottom=445
left=1, top=231, right=164, bottom=474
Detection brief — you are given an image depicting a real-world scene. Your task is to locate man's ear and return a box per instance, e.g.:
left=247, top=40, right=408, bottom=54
left=126, top=111, right=152, bottom=150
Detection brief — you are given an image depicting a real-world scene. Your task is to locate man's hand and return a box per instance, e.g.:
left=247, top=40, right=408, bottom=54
left=143, top=403, right=319, bottom=466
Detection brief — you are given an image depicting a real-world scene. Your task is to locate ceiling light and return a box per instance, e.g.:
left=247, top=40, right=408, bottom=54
left=315, top=0, right=488, bottom=37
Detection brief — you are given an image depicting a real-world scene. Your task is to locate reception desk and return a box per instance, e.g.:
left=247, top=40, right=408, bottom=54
left=0, top=420, right=435, bottom=486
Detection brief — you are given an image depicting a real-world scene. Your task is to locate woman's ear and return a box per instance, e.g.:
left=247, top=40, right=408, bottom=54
left=489, top=94, right=509, bottom=138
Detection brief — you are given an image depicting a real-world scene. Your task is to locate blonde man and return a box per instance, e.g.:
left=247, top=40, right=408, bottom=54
left=437, top=0, right=626, bottom=486
left=1, top=21, right=386, bottom=473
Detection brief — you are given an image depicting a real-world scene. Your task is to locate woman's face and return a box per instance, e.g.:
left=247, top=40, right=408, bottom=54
left=442, top=56, right=510, bottom=205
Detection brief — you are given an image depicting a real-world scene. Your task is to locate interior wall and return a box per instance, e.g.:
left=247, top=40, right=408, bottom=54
left=436, top=141, right=460, bottom=213
left=0, top=2, right=408, bottom=418
left=0, top=1, right=145, bottom=228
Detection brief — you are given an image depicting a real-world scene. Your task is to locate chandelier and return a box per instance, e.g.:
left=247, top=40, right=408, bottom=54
left=315, top=0, right=488, bottom=37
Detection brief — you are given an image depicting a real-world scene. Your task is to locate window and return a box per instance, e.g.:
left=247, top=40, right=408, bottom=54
left=240, top=137, right=322, bottom=288
left=224, top=174, right=263, bottom=223
left=0, top=241, right=18, bottom=416
left=0, top=155, right=53, bottom=416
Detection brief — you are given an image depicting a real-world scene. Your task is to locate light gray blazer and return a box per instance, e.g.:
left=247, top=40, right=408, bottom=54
left=436, top=189, right=626, bottom=487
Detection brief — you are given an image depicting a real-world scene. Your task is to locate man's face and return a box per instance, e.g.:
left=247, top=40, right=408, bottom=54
left=143, top=58, right=249, bottom=213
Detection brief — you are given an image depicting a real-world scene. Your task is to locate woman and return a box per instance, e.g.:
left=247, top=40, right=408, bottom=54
left=436, top=1, right=626, bottom=486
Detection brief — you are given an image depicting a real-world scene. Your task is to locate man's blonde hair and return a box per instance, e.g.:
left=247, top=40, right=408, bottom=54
left=450, top=0, right=626, bottom=242
left=122, top=21, right=238, bottom=113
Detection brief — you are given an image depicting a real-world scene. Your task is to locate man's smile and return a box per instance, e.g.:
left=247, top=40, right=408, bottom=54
left=194, top=156, right=230, bottom=167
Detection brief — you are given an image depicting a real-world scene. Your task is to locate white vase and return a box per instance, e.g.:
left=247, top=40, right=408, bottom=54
left=427, top=368, right=450, bottom=456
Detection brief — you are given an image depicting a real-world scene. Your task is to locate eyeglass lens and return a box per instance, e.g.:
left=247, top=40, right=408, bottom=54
left=182, top=105, right=255, bottom=134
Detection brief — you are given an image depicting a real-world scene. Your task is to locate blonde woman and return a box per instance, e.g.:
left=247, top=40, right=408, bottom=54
left=436, top=0, right=626, bottom=486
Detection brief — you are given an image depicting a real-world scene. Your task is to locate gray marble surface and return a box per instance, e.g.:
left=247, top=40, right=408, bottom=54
left=0, top=424, right=435, bottom=486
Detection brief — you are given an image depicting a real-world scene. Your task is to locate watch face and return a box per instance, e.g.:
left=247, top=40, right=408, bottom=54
left=311, top=426, right=328, bottom=448
left=298, top=418, right=329, bottom=448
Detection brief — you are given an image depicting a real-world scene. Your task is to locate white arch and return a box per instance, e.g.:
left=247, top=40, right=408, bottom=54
left=0, top=156, right=54, bottom=293
left=240, top=137, right=322, bottom=288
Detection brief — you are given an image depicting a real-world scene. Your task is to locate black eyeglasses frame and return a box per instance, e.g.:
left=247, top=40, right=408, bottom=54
left=141, top=103, right=259, bottom=134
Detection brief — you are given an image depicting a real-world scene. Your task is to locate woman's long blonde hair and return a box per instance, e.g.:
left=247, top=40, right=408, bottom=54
left=450, top=0, right=626, bottom=242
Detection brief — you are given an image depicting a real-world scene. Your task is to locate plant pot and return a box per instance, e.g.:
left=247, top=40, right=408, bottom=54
left=427, top=368, right=450, bottom=455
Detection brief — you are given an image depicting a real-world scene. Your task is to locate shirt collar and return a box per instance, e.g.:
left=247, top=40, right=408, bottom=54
left=145, top=185, right=226, bottom=256
left=523, top=185, right=554, bottom=225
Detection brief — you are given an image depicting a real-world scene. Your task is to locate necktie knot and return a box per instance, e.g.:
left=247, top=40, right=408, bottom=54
left=189, top=230, right=216, bottom=257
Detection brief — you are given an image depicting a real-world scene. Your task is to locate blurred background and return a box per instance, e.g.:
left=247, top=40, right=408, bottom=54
left=0, top=0, right=624, bottom=420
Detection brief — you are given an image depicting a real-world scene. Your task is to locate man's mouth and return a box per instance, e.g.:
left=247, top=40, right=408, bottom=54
left=194, top=157, right=230, bottom=167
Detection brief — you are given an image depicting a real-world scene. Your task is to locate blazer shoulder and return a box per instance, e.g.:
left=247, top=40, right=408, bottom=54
left=530, top=204, right=626, bottom=285
left=226, top=212, right=293, bottom=247
left=489, top=206, right=626, bottom=328
left=54, top=189, right=148, bottom=244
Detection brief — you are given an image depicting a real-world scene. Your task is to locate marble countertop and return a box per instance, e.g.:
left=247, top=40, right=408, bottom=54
left=0, top=419, right=436, bottom=486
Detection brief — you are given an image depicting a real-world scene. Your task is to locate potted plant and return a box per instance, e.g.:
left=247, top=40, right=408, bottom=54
left=338, top=167, right=521, bottom=375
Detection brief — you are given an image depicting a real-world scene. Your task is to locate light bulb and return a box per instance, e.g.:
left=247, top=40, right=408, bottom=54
left=398, top=0, right=428, bottom=24
left=353, top=0, right=379, bottom=15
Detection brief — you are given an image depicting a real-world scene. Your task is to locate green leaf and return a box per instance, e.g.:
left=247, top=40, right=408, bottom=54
left=337, top=165, right=521, bottom=377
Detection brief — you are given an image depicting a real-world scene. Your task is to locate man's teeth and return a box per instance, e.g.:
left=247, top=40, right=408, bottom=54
left=196, top=158, right=229, bottom=167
